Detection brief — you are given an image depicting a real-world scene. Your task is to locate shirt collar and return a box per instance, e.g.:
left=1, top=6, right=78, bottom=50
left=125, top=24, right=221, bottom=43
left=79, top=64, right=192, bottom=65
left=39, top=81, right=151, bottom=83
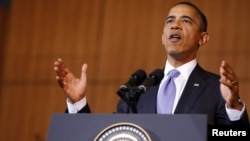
left=164, top=59, right=197, bottom=80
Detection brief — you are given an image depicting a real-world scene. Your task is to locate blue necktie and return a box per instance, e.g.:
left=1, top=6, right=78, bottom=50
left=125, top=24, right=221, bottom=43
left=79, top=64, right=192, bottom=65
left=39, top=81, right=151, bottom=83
left=157, top=69, right=180, bottom=114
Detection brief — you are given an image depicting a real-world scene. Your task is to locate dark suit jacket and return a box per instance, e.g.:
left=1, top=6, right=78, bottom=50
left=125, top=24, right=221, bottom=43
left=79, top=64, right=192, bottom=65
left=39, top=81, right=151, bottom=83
left=78, top=64, right=249, bottom=125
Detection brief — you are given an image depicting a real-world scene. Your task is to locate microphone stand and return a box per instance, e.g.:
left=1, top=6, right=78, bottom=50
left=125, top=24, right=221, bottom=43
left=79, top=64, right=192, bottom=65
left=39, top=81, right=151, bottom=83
left=128, top=87, right=145, bottom=113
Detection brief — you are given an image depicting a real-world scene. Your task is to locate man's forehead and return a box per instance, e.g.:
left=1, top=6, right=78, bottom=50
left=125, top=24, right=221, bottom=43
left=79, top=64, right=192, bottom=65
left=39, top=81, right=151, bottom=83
left=167, top=4, right=197, bottom=18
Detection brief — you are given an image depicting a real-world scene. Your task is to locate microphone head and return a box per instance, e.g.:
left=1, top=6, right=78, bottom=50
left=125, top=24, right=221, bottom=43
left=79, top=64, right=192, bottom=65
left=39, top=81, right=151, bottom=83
left=148, top=69, right=164, bottom=85
left=137, top=68, right=164, bottom=93
left=131, top=69, right=147, bottom=86
left=120, top=69, right=147, bottom=89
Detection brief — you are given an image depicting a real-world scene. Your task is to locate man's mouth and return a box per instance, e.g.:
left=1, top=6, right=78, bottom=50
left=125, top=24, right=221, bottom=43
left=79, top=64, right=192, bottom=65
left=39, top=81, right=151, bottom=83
left=169, top=34, right=181, bottom=39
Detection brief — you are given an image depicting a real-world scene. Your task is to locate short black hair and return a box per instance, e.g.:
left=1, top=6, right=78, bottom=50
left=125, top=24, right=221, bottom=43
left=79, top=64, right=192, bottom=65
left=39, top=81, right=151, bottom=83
left=173, top=1, right=208, bottom=32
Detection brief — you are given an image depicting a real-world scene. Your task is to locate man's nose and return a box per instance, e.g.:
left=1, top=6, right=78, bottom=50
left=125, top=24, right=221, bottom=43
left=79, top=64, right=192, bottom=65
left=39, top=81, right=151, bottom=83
left=171, top=21, right=181, bottom=30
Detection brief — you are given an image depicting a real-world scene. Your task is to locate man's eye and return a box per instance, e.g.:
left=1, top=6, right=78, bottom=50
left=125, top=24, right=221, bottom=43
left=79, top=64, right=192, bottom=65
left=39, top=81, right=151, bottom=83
left=183, top=19, right=191, bottom=24
left=166, top=19, right=173, bottom=24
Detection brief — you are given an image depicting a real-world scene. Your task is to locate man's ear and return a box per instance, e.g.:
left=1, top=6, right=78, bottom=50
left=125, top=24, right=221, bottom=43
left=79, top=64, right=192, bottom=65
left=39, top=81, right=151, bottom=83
left=199, top=32, right=209, bottom=46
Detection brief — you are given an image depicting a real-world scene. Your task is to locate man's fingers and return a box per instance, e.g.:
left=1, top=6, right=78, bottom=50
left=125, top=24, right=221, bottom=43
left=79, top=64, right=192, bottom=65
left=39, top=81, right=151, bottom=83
left=80, top=63, right=88, bottom=79
left=54, top=58, right=71, bottom=78
left=220, top=60, right=238, bottom=84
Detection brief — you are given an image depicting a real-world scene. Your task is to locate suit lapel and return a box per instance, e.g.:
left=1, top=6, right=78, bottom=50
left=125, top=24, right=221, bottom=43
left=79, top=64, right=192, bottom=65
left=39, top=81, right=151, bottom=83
left=174, top=64, right=208, bottom=113
left=137, top=85, right=159, bottom=113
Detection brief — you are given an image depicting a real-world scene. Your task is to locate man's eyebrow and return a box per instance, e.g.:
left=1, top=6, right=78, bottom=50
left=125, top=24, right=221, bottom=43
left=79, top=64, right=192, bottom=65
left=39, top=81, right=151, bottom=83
left=166, top=15, right=194, bottom=21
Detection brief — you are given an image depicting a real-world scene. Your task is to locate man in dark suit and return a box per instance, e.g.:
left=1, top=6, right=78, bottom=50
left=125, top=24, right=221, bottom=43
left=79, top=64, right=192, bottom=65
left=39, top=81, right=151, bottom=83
left=54, top=1, right=249, bottom=125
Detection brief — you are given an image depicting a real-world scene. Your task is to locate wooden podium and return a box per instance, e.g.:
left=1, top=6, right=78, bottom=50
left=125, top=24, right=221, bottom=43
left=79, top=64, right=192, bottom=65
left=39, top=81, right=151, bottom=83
left=46, top=113, right=208, bottom=141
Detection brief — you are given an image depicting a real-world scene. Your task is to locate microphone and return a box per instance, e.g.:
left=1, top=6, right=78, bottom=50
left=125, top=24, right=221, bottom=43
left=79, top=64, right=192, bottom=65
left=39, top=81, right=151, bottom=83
left=116, top=69, right=146, bottom=113
left=119, top=69, right=147, bottom=89
left=117, top=69, right=147, bottom=97
left=136, top=69, right=164, bottom=93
